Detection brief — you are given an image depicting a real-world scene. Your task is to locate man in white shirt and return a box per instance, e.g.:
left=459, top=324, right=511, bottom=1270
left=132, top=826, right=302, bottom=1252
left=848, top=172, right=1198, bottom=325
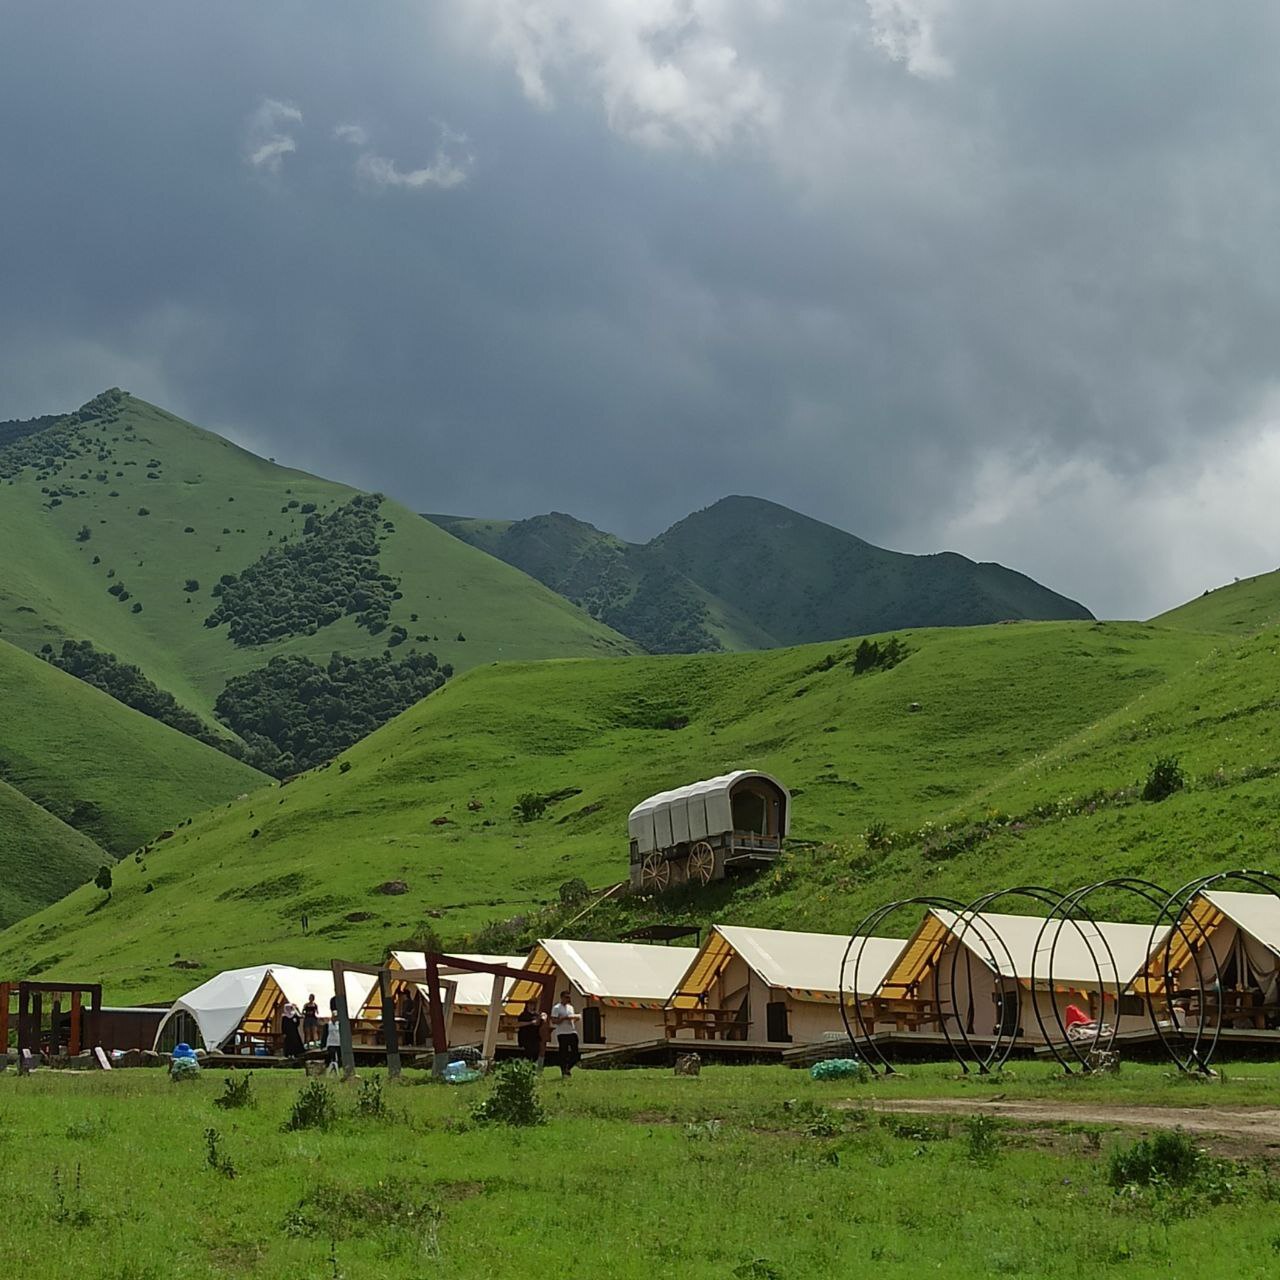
left=550, top=989, right=581, bottom=1078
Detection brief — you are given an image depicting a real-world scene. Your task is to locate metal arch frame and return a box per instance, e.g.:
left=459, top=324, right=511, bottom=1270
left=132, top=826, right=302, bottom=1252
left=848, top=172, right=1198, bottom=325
left=1036, top=878, right=1184, bottom=1073
left=954, top=885, right=1111, bottom=1074
left=1149, top=868, right=1280, bottom=1074
left=840, top=896, right=1009, bottom=1077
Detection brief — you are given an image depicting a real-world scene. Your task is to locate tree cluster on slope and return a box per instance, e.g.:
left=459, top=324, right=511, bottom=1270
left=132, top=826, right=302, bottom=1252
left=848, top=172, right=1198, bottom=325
left=203, top=493, right=402, bottom=645
left=0, top=389, right=126, bottom=480
left=214, top=650, right=451, bottom=775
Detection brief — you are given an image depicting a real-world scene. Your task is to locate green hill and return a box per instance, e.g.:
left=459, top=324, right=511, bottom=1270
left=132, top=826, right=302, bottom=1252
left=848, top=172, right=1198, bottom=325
left=0, top=779, right=103, bottom=928
left=430, top=495, right=1092, bottom=655
left=4, top=615, right=1254, bottom=1002
left=0, top=392, right=634, bottom=729
left=1152, top=569, right=1280, bottom=635
left=0, top=636, right=265, bottom=851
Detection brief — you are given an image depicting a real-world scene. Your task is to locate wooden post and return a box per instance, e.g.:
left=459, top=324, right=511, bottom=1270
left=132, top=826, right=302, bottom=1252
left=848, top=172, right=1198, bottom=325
left=481, top=974, right=503, bottom=1064
left=330, top=961, right=356, bottom=1081
left=379, top=970, right=402, bottom=1080
left=89, top=985, right=101, bottom=1051
left=0, top=982, right=10, bottom=1055
left=424, top=954, right=450, bottom=1078
left=69, top=990, right=82, bottom=1057
left=50, top=996, right=62, bottom=1058
left=31, top=991, right=42, bottom=1057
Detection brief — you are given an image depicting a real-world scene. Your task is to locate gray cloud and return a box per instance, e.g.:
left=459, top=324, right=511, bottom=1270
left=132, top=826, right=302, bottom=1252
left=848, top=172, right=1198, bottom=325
left=4, top=1, right=1280, bottom=618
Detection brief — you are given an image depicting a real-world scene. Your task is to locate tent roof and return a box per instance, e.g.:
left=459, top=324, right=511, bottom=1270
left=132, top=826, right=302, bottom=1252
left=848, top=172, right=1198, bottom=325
left=240, top=967, right=377, bottom=1034
left=152, top=964, right=282, bottom=1052
left=1202, top=890, right=1280, bottom=957
left=883, top=911, right=1165, bottom=994
left=387, top=952, right=528, bottom=1011
left=672, top=925, right=904, bottom=1007
left=508, top=939, right=698, bottom=1008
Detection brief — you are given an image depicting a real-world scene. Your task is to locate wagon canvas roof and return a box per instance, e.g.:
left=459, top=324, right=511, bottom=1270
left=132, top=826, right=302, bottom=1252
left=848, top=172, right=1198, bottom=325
left=883, top=910, right=1164, bottom=995
left=671, top=925, right=904, bottom=1007
left=507, top=939, right=698, bottom=1009
left=627, top=770, right=790, bottom=855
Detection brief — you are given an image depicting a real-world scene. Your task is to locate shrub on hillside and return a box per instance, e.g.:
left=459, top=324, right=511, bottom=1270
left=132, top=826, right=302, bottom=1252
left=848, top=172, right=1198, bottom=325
left=1108, top=1129, right=1203, bottom=1190
left=204, top=493, right=401, bottom=645
left=214, top=650, right=449, bottom=776
left=282, top=1080, right=336, bottom=1132
left=1142, top=755, right=1186, bottom=803
left=851, top=636, right=908, bottom=675
left=515, top=792, right=547, bottom=822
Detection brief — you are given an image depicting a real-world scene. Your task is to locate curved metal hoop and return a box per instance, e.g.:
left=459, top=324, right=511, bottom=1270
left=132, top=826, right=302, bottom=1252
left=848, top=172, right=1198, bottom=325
left=841, top=896, right=1008, bottom=1076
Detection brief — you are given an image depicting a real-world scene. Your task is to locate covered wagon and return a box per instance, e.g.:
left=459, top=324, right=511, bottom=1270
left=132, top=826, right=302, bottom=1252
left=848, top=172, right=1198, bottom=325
left=627, top=770, right=790, bottom=893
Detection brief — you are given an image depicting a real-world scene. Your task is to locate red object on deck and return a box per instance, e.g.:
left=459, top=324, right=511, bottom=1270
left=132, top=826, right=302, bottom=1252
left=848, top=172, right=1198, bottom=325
left=1064, top=1004, right=1092, bottom=1028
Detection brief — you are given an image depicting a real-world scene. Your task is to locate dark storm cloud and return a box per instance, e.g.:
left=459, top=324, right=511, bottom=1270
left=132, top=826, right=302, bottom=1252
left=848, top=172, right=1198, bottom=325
left=5, top=1, right=1280, bottom=617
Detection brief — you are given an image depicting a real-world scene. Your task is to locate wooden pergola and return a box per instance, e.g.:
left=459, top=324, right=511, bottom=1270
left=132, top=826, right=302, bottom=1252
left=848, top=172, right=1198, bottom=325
left=0, top=981, right=103, bottom=1058
left=329, top=954, right=555, bottom=1079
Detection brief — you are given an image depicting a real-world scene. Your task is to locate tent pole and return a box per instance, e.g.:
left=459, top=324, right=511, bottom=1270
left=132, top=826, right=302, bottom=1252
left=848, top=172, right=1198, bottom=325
left=330, top=960, right=356, bottom=1080
left=481, top=974, right=503, bottom=1064
left=379, top=969, right=402, bottom=1079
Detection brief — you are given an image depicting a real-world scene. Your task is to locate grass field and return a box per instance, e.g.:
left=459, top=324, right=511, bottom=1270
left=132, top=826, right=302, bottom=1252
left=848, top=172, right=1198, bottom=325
left=0, top=615, right=1243, bottom=1001
left=0, top=395, right=633, bottom=722
left=3, top=1063, right=1279, bottom=1279
left=1154, top=568, right=1280, bottom=634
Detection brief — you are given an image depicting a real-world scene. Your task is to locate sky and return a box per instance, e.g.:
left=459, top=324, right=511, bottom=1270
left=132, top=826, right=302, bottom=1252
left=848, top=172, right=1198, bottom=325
left=3, top=2, right=1280, bottom=618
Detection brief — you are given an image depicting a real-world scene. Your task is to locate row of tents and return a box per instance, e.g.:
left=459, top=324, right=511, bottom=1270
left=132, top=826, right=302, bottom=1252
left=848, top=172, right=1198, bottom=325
left=154, top=887, right=1280, bottom=1055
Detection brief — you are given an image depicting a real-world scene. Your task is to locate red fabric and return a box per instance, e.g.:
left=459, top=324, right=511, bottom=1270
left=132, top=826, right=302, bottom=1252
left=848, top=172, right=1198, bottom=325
left=1064, top=1004, right=1092, bottom=1027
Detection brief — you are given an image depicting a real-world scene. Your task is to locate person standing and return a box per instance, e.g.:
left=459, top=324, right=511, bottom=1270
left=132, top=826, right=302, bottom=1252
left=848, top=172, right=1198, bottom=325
left=281, top=1000, right=305, bottom=1059
left=302, top=993, right=320, bottom=1047
left=324, top=996, right=343, bottom=1073
left=516, top=1001, right=547, bottom=1062
left=551, top=989, right=581, bottom=1078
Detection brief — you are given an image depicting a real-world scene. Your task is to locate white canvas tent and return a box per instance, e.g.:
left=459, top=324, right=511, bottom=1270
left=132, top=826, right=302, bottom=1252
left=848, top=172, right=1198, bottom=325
left=506, top=939, right=698, bottom=1046
left=668, top=925, right=906, bottom=1044
left=153, top=964, right=376, bottom=1053
left=1154, top=889, right=1280, bottom=1006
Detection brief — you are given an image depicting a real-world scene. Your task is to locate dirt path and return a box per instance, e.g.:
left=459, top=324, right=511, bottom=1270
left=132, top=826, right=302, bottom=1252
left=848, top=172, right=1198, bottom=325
left=863, top=1097, right=1280, bottom=1147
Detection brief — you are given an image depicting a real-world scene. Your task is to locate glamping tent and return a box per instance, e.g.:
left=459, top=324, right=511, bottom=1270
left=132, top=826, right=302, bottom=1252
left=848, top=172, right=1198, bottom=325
left=873, top=910, right=1162, bottom=1041
left=1149, top=889, right=1280, bottom=1028
left=153, top=965, right=375, bottom=1054
left=628, top=771, right=790, bottom=892
left=359, top=952, right=527, bottom=1047
left=505, top=940, right=698, bottom=1047
left=667, top=925, right=906, bottom=1044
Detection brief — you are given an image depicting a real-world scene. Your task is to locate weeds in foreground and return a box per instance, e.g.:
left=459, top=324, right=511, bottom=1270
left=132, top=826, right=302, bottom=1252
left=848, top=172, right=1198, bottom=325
left=1109, top=1129, right=1202, bottom=1190
left=471, top=1060, right=544, bottom=1127
left=283, top=1079, right=337, bottom=1132
left=213, top=1073, right=255, bottom=1110
left=354, top=1075, right=388, bottom=1121
left=203, top=1127, right=237, bottom=1179
left=285, top=1178, right=443, bottom=1259
left=963, top=1115, right=1003, bottom=1164
left=50, top=1165, right=94, bottom=1227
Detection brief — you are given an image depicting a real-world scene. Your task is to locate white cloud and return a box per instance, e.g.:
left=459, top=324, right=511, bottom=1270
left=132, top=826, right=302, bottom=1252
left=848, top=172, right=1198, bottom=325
left=865, top=0, right=952, bottom=79
left=354, top=127, right=473, bottom=191
left=455, top=0, right=779, bottom=151
left=334, top=122, right=369, bottom=146
left=245, top=97, right=303, bottom=172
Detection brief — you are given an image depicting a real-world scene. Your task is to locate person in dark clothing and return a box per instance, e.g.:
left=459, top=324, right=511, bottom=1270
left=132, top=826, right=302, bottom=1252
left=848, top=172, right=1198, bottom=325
left=516, top=1001, right=546, bottom=1062
left=281, top=1000, right=305, bottom=1059
left=324, top=996, right=343, bottom=1072
left=302, top=994, right=320, bottom=1046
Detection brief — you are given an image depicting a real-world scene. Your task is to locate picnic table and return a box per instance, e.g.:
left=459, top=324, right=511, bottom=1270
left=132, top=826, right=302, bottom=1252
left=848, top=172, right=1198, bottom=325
left=664, top=1007, right=749, bottom=1040
left=1167, top=989, right=1280, bottom=1030
left=857, top=996, right=947, bottom=1032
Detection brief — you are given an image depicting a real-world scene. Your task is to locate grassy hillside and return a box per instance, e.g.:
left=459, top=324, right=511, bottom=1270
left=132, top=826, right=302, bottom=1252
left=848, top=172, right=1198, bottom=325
left=0, top=393, right=633, bottom=724
left=431, top=495, right=1092, bottom=655
left=1153, top=569, right=1280, bottom=635
left=0, top=779, right=103, bottom=928
left=1, top=617, right=1240, bottom=1001
left=0, top=636, right=264, bottom=853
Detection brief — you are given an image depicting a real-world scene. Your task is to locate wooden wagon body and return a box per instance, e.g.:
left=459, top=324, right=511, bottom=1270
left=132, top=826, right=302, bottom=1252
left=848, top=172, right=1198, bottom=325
left=627, top=770, right=790, bottom=893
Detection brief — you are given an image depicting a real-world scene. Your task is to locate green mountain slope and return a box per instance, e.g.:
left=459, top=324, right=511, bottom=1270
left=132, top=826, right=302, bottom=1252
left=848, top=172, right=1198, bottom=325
left=1153, top=570, right=1280, bottom=635
left=0, top=779, right=103, bottom=928
left=430, top=496, right=1092, bottom=655
left=0, top=636, right=264, bottom=856
left=0, top=617, right=1234, bottom=1001
left=0, top=393, right=634, bottom=725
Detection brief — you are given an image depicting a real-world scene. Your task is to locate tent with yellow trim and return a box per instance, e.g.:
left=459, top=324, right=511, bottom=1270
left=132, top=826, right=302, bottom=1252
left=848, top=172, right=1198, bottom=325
left=506, top=939, right=698, bottom=1047
left=667, top=925, right=907, bottom=1044
left=878, top=909, right=1164, bottom=1041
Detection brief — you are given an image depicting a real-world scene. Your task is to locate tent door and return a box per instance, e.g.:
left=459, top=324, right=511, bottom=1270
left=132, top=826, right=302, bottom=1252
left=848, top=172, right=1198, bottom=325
left=765, top=1000, right=792, bottom=1043
left=582, top=1006, right=604, bottom=1045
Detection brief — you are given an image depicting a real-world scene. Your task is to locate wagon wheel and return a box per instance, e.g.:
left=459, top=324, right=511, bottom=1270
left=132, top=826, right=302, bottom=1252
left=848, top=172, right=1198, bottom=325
left=687, top=841, right=716, bottom=886
left=640, top=852, right=672, bottom=893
